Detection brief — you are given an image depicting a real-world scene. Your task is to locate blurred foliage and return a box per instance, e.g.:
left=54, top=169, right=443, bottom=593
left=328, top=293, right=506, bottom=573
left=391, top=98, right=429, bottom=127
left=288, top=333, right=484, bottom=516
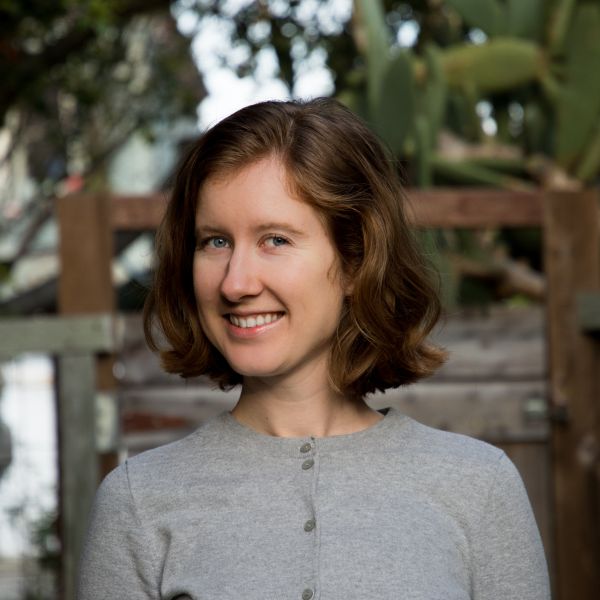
left=352, top=0, right=600, bottom=189
left=4, top=0, right=596, bottom=309
left=183, top=0, right=574, bottom=307
left=0, top=0, right=203, bottom=217
left=178, top=0, right=600, bottom=188
left=20, top=509, right=60, bottom=600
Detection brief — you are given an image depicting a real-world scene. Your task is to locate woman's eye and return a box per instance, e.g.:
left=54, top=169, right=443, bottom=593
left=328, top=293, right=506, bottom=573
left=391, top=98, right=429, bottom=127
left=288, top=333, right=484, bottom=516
left=199, top=236, right=229, bottom=249
left=266, top=235, right=289, bottom=247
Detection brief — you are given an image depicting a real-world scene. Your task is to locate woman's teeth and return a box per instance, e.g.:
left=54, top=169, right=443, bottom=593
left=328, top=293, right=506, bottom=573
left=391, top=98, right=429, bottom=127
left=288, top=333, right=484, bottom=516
left=229, top=313, right=282, bottom=328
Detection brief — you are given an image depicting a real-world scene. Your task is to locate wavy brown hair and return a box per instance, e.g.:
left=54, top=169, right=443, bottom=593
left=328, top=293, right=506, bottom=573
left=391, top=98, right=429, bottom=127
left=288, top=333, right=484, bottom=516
left=143, top=97, right=447, bottom=398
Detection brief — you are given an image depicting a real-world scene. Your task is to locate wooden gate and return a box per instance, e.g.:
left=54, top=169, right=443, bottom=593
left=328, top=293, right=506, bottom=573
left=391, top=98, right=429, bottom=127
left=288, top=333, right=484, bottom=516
left=51, top=187, right=600, bottom=600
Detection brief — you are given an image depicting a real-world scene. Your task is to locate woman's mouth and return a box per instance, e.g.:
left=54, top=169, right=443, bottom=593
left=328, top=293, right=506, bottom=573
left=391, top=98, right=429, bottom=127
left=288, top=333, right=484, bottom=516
left=227, top=312, right=284, bottom=329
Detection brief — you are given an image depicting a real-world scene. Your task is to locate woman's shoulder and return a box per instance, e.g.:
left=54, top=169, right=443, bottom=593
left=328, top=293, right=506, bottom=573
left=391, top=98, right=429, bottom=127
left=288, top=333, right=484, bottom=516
left=388, top=410, right=527, bottom=525
left=407, top=414, right=502, bottom=456
left=102, top=410, right=230, bottom=489
left=389, top=409, right=507, bottom=484
left=389, top=407, right=503, bottom=460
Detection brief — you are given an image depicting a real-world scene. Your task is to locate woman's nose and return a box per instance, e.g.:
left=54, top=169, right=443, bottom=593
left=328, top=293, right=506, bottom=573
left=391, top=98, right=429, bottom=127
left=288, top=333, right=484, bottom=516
left=220, top=248, right=263, bottom=302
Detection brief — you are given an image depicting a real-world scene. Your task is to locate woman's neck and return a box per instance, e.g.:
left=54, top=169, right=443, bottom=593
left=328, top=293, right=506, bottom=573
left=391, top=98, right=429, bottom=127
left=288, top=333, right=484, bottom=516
left=231, top=374, right=382, bottom=438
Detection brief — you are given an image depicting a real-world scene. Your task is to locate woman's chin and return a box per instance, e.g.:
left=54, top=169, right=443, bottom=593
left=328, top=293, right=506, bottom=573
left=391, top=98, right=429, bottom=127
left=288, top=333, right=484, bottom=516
left=228, top=361, right=285, bottom=380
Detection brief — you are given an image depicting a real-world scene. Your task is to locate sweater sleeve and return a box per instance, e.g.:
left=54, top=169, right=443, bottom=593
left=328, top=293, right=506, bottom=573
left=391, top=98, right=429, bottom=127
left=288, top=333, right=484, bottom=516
left=77, top=461, right=161, bottom=600
left=471, top=451, right=551, bottom=600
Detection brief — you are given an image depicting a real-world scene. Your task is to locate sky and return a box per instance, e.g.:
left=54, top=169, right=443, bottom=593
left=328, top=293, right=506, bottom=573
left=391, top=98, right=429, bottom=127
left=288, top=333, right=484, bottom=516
left=173, top=0, right=353, bottom=128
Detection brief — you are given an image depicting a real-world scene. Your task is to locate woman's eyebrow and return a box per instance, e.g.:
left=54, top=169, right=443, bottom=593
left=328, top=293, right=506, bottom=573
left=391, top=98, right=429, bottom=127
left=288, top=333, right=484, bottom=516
left=196, top=222, right=307, bottom=238
left=195, top=225, right=225, bottom=237
left=253, top=222, right=306, bottom=237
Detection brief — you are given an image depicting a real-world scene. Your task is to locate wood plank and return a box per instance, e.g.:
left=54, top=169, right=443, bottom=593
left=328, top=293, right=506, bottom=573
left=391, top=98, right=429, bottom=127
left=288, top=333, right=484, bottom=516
left=0, top=314, right=119, bottom=358
left=57, top=194, right=114, bottom=313
left=110, top=193, right=168, bottom=231
left=118, top=380, right=548, bottom=443
left=543, top=189, right=600, bottom=600
left=498, top=442, right=554, bottom=592
left=57, top=193, right=118, bottom=600
left=407, top=188, right=543, bottom=227
left=56, top=354, right=98, bottom=600
left=109, top=188, right=544, bottom=231
left=115, top=307, right=547, bottom=386
left=369, top=381, right=549, bottom=442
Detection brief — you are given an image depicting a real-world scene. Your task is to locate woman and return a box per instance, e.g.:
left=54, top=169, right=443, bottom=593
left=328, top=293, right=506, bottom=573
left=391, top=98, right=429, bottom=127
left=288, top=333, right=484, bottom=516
left=78, top=98, right=551, bottom=599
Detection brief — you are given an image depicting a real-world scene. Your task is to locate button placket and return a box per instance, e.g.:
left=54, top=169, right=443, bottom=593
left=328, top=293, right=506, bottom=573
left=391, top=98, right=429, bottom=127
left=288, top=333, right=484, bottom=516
left=299, top=441, right=317, bottom=600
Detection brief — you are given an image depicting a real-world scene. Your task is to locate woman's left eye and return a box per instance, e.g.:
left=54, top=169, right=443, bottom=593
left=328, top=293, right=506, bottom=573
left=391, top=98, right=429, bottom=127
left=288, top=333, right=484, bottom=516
left=265, top=235, right=289, bottom=247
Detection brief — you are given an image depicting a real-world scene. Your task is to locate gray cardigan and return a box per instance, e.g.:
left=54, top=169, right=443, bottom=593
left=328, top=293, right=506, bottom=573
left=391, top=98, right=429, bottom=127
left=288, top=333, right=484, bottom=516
left=77, top=406, right=551, bottom=599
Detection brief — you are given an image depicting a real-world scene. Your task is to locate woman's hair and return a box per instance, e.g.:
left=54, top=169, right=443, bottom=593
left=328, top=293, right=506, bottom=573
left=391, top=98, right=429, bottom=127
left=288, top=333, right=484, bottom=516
left=143, top=97, right=448, bottom=398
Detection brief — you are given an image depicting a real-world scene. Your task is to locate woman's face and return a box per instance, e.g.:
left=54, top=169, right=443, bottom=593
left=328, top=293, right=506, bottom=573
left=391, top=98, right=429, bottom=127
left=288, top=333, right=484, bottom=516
left=193, top=156, right=349, bottom=384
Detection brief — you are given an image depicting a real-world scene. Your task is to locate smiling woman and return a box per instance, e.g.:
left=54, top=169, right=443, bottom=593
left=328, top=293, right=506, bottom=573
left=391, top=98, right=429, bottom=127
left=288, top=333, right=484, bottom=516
left=77, top=98, right=551, bottom=600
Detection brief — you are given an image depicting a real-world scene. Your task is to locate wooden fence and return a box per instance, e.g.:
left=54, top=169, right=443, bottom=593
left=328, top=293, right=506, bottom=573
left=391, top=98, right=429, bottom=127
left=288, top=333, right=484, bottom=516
left=4, top=186, right=596, bottom=600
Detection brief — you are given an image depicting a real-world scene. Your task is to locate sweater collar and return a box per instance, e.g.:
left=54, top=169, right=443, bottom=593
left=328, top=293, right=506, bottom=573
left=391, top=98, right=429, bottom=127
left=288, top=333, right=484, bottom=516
left=213, top=406, right=408, bottom=457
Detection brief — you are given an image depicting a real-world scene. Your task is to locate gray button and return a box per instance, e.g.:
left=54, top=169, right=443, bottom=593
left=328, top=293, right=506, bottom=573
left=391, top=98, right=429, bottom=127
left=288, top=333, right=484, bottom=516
left=304, top=519, right=316, bottom=532
left=301, top=458, right=314, bottom=470
left=300, top=443, right=312, bottom=453
left=302, top=589, right=313, bottom=600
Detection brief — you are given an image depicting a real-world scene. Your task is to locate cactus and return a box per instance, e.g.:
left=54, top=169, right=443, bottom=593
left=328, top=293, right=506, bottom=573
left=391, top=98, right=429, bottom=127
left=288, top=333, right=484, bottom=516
left=353, top=0, right=390, bottom=117
left=420, top=44, right=447, bottom=148
left=414, top=115, right=433, bottom=187
left=431, top=156, right=535, bottom=190
left=576, top=124, right=600, bottom=183
left=436, top=38, right=544, bottom=94
left=554, top=3, right=600, bottom=169
left=371, top=50, right=416, bottom=156
left=547, top=0, right=577, bottom=56
left=506, top=0, right=545, bottom=41
left=353, top=0, right=600, bottom=186
left=444, top=0, right=507, bottom=37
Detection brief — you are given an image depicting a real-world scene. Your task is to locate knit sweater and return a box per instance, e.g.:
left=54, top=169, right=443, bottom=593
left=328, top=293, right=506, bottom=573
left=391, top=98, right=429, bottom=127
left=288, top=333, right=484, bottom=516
left=77, top=406, right=551, bottom=600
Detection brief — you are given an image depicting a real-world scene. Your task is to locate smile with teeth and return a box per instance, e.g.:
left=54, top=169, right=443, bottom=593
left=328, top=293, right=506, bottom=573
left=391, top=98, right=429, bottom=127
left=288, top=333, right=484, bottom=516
left=228, top=312, right=283, bottom=329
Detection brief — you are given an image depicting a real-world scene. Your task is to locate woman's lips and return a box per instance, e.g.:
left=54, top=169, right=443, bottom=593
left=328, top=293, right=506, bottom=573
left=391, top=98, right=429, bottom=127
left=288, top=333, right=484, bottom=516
left=224, top=312, right=285, bottom=338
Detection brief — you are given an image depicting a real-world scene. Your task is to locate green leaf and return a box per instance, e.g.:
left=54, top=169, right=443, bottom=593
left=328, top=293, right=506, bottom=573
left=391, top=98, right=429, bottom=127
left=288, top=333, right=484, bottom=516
left=444, top=0, right=507, bottom=37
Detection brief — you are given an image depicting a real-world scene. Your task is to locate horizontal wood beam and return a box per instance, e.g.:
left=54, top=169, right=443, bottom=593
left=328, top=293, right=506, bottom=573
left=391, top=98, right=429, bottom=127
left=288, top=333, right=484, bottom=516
left=0, top=314, right=122, bottom=358
left=109, top=188, right=545, bottom=231
left=407, top=188, right=543, bottom=227
left=111, top=193, right=168, bottom=231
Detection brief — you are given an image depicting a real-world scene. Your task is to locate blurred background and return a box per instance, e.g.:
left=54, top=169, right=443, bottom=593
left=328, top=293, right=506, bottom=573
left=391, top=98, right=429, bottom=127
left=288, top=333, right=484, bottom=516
left=0, top=0, right=599, bottom=599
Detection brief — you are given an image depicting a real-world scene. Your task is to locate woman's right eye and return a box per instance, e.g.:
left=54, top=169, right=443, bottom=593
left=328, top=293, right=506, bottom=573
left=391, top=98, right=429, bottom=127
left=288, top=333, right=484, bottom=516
left=198, top=236, right=229, bottom=250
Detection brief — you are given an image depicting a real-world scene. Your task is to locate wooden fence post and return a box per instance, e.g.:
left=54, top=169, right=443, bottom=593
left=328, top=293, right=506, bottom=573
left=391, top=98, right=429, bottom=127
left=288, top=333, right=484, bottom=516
left=55, top=354, right=97, bottom=600
left=57, top=193, right=116, bottom=600
left=543, top=189, right=600, bottom=600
